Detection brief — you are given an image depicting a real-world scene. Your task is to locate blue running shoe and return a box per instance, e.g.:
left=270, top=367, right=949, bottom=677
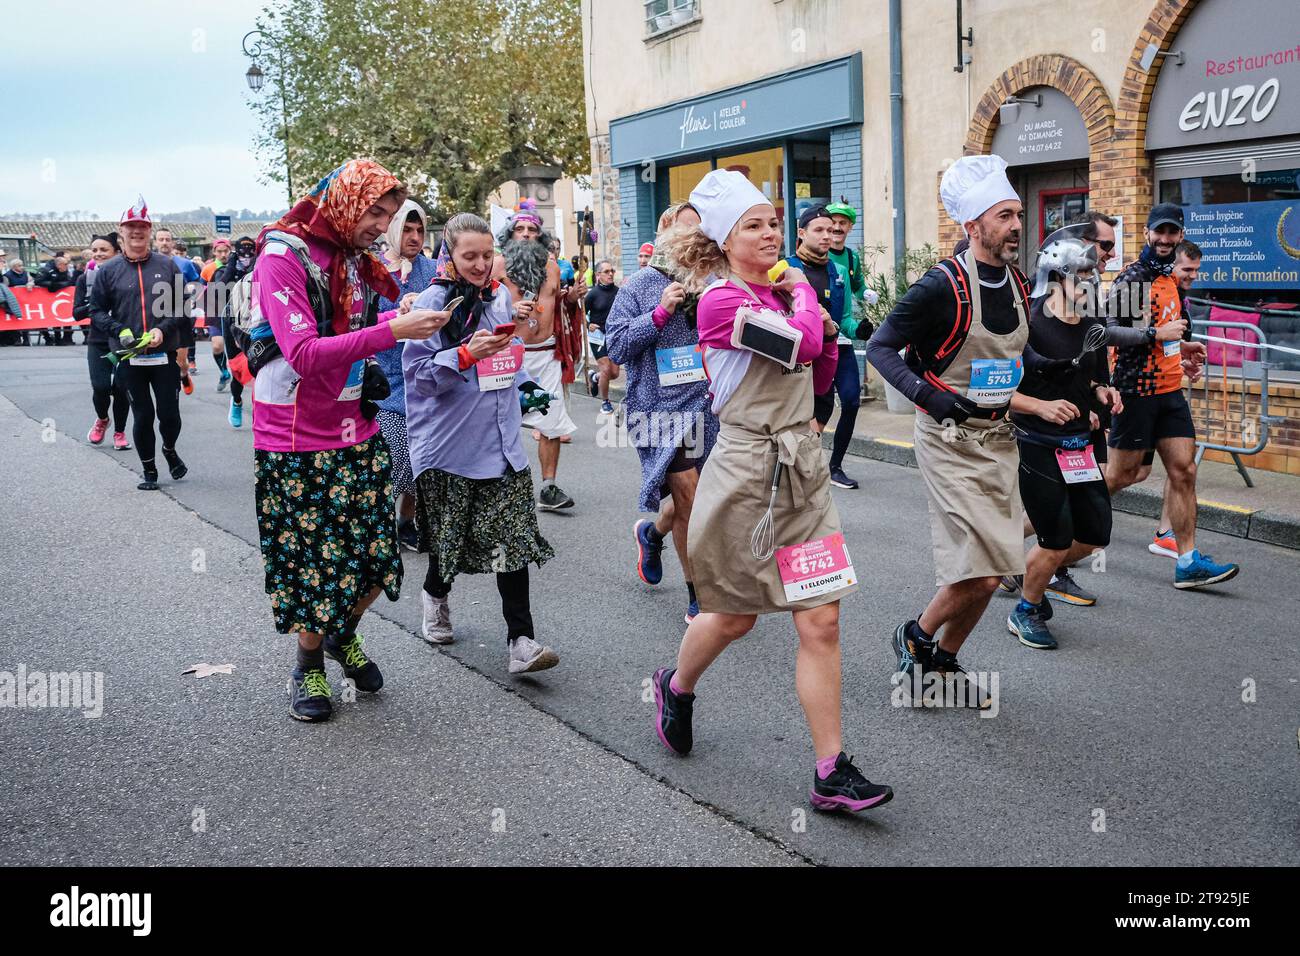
left=1174, top=551, right=1239, bottom=590
left=1007, top=601, right=1057, bottom=649
left=684, top=599, right=699, bottom=624
left=324, top=633, right=383, bottom=693
left=601, top=400, right=614, bottom=415
left=634, top=519, right=664, bottom=585
left=217, top=370, right=231, bottom=392
left=228, top=398, right=243, bottom=428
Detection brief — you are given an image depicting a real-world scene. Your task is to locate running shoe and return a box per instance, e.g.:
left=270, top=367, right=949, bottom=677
left=828, top=467, right=859, bottom=490
left=397, top=519, right=419, bottom=553
left=891, top=620, right=934, bottom=695
left=931, top=648, right=994, bottom=710
left=998, top=574, right=1023, bottom=594
left=1044, top=567, right=1097, bottom=607
left=228, top=398, right=243, bottom=428
left=287, top=667, right=332, bottom=722
left=537, top=484, right=574, bottom=511
left=113, top=432, right=130, bottom=451
left=1007, top=602, right=1058, bottom=650
left=217, top=370, right=230, bottom=392
left=189, top=362, right=198, bottom=375
left=138, top=466, right=160, bottom=491
left=810, top=753, right=893, bottom=813
left=684, top=599, right=699, bottom=624
left=587, top=370, right=600, bottom=398
left=508, top=636, right=559, bottom=674
left=634, top=519, right=665, bottom=585
left=87, top=418, right=108, bottom=445
left=161, top=447, right=187, bottom=481
left=420, top=592, right=453, bottom=645
left=324, top=633, right=383, bottom=693
left=180, top=371, right=194, bottom=395
left=1149, top=529, right=1178, bottom=558
left=600, top=400, right=615, bottom=415
left=1174, top=551, right=1240, bottom=590
left=652, top=666, right=693, bottom=755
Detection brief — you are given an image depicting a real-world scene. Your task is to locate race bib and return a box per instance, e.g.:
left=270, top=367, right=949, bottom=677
left=656, top=345, right=705, bottom=386
left=588, top=328, right=606, bottom=348
left=1055, top=444, right=1103, bottom=484
left=337, top=359, right=364, bottom=401
left=129, top=352, right=167, bottom=367
left=1162, top=338, right=1181, bottom=358
left=775, top=533, right=856, bottom=603
left=966, top=357, right=1024, bottom=405
left=476, top=344, right=524, bottom=391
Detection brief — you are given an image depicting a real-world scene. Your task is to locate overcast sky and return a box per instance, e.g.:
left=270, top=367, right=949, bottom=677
left=2, top=0, right=290, bottom=218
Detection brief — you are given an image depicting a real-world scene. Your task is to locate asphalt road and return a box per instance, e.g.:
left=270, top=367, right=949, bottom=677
left=1, top=345, right=1297, bottom=866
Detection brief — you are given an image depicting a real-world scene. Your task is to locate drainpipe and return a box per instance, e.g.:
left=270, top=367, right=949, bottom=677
left=889, top=0, right=906, bottom=273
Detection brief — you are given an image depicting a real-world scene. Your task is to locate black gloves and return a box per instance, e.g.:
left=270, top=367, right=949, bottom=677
left=920, top=385, right=978, bottom=425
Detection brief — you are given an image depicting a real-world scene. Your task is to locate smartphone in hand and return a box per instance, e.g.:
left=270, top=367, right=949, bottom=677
left=493, top=322, right=517, bottom=337
left=442, top=295, right=465, bottom=314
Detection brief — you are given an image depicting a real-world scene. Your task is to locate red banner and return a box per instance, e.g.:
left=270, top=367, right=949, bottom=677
left=0, top=286, right=84, bottom=330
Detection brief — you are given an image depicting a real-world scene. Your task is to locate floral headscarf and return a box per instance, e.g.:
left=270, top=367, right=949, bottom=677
left=261, top=159, right=404, bottom=334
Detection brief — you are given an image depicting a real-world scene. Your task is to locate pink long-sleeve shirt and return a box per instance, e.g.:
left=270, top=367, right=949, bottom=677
left=695, top=279, right=839, bottom=415
left=251, top=236, right=397, bottom=452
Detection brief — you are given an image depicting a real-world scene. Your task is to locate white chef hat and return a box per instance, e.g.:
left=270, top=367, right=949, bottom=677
left=689, top=169, right=771, bottom=246
left=941, top=155, right=1019, bottom=233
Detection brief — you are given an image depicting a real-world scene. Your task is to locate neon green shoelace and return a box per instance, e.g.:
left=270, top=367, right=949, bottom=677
left=302, top=670, right=331, bottom=698
left=341, top=636, right=368, bottom=669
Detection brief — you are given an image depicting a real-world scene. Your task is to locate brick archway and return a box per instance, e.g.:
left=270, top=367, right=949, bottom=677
left=1104, top=0, right=1201, bottom=261
left=938, top=54, right=1116, bottom=253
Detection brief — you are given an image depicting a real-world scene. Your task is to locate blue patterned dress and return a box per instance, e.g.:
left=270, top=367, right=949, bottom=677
left=605, top=267, right=718, bottom=512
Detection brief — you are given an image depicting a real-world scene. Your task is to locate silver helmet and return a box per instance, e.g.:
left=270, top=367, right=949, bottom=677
left=1032, top=226, right=1100, bottom=299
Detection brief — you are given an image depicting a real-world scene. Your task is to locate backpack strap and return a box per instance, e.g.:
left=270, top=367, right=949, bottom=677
left=933, top=256, right=971, bottom=361
left=263, top=230, right=333, bottom=334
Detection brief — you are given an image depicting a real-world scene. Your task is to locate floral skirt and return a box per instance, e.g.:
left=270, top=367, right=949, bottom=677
left=415, top=465, right=554, bottom=583
left=255, top=435, right=403, bottom=636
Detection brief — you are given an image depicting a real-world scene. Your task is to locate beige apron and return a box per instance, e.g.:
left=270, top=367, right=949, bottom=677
left=913, top=247, right=1028, bottom=587
left=688, top=284, right=855, bottom=614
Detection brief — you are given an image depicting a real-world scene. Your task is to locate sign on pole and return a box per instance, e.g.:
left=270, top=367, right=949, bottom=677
left=214, top=216, right=232, bottom=235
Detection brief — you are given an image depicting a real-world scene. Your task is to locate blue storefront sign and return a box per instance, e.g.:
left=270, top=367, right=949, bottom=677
left=1182, top=199, right=1300, bottom=289
left=609, top=55, right=862, bottom=168
left=214, top=215, right=232, bottom=235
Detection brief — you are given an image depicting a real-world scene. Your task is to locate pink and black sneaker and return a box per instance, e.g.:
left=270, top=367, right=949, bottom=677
left=652, top=667, right=693, bottom=755
left=810, top=752, right=893, bottom=813
left=87, top=418, right=108, bottom=445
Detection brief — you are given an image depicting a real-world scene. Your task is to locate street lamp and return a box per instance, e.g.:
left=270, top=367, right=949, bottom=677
left=242, top=30, right=293, bottom=203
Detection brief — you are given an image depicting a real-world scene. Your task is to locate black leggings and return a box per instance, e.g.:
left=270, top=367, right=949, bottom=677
left=423, top=552, right=534, bottom=641
left=122, top=355, right=182, bottom=464
left=87, top=342, right=130, bottom=432
left=813, top=345, right=861, bottom=469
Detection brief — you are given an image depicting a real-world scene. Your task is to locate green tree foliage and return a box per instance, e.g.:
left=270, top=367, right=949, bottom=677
left=249, top=0, right=586, bottom=219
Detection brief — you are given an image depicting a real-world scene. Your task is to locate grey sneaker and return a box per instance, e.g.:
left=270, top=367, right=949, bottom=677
left=1044, top=567, right=1097, bottom=606
left=421, top=592, right=453, bottom=644
left=508, top=635, right=559, bottom=674
left=537, top=484, right=575, bottom=511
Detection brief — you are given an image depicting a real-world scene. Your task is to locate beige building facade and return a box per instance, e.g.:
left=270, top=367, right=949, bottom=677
left=584, top=0, right=1300, bottom=284
left=584, top=0, right=1300, bottom=475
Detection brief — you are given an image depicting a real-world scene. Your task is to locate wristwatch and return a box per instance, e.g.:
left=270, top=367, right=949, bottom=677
left=1145, top=326, right=1157, bottom=343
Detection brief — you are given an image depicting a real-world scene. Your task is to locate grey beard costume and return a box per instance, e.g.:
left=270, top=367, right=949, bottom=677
left=497, top=228, right=554, bottom=296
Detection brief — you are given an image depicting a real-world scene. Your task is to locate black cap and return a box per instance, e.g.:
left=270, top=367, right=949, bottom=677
left=1147, top=203, right=1184, bottom=230
left=798, top=205, right=833, bottom=230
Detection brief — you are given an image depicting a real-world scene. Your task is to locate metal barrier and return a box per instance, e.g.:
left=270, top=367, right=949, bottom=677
left=1186, top=318, right=1300, bottom=487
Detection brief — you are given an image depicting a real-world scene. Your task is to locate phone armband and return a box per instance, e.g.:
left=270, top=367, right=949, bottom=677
left=729, top=305, right=803, bottom=370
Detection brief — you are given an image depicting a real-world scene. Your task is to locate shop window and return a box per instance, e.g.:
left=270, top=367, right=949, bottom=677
left=1160, top=167, right=1300, bottom=206
left=1040, top=188, right=1089, bottom=240
left=790, top=140, right=831, bottom=223
left=716, top=146, right=785, bottom=231
left=667, top=160, right=712, bottom=207
left=645, top=0, right=700, bottom=39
